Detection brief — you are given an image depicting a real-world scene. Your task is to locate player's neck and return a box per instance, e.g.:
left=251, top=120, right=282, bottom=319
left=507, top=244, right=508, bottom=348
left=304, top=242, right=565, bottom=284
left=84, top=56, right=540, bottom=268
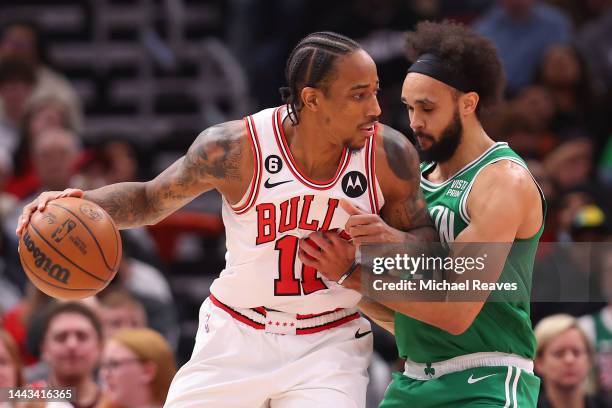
left=435, top=122, right=494, bottom=180
left=283, top=118, right=346, bottom=181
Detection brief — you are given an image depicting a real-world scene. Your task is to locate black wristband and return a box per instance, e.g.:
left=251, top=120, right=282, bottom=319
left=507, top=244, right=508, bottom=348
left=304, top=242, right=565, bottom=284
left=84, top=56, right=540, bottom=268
left=337, top=261, right=359, bottom=285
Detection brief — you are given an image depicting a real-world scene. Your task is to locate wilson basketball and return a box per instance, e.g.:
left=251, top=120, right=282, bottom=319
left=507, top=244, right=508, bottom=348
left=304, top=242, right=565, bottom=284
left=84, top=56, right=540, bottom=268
left=18, top=197, right=122, bottom=300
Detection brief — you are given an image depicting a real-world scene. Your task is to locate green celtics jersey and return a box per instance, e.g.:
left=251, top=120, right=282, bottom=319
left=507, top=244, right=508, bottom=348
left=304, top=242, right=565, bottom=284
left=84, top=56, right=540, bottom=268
left=395, top=142, right=546, bottom=363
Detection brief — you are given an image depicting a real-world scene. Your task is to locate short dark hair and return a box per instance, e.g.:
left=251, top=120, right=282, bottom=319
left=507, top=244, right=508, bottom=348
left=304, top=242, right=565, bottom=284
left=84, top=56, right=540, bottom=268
left=281, top=31, right=361, bottom=124
left=40, top=301, right=104, bottom=343
left=405, top=21, right=506, bottom=117
left=0, top=19, right=51, bottom=66
left=0, top=57, right=36, bottom=85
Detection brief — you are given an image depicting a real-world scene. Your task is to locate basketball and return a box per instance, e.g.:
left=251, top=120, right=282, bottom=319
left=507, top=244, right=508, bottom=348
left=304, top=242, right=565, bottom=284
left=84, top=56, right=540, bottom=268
left=18, top=197, right=122, bottom=300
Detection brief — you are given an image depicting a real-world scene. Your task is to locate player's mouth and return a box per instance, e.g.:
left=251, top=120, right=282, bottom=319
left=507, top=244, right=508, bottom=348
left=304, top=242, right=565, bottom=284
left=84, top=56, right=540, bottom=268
left=358, top=122, right=377, bottom=136
left=416, top=134, right=434, bottom=150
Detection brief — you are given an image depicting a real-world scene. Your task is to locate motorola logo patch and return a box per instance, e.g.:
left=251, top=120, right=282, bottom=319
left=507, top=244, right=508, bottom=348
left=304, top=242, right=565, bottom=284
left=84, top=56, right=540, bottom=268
left=341, top=171, right=367, bottom=198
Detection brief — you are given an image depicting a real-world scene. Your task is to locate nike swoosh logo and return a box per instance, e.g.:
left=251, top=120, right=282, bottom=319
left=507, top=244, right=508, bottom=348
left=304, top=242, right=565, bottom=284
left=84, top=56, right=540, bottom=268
left=467, top=373, right=496, bottom=384
left=264, top=179, right=292, bottom=188
left=355, top=329, right=372, bottom=339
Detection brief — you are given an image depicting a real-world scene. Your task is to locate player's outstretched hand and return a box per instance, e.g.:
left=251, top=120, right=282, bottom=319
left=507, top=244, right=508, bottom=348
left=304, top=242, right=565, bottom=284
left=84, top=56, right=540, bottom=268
left=298, top=230, right=355, bottom=283
left=340, top=199, right=406, bottom=246
left=15, top=188, right=84, bottom=237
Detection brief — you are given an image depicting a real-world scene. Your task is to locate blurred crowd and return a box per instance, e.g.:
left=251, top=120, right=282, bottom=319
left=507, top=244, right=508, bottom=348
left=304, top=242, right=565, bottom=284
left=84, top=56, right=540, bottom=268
left=0, top=1, right=611, bottom=407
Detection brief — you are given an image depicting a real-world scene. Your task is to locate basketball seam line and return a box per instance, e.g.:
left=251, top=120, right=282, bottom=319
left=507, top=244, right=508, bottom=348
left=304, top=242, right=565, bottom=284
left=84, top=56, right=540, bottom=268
left=20, top=251, right=101, bottom=291
left=49, top=203, right=117, bottom=273
left=29, top=223, right=108, bottom=283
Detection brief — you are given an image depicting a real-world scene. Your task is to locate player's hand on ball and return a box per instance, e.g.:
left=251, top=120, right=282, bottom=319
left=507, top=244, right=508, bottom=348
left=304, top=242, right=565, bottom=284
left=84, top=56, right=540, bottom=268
left=298, top=230, right=355, bottom=282
left=341, top=199, right=406, bottom=246
left=15, top=188, right=84, bottom=237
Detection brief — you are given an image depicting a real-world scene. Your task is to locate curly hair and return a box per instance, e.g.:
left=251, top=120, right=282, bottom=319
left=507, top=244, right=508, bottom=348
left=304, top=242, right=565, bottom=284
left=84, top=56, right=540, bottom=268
left=405, top=21, right=506, bottom=117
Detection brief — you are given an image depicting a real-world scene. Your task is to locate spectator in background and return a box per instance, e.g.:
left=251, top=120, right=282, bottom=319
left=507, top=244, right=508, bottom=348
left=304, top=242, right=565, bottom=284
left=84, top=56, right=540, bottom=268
left=30, top=127, right=80, bottom=192
left=546, top=0, right=612, bottom=29
left=0, top=328, right=24, bottom=389
left=98, top=289, right=147, bottom=340
left=544, top=138, right=593, bottom=192
left=2, top=127, right=81, bottom=277
left=532, top=204, right=609, bottom=324
left=0, top=328, right=72, bottom=408
left=474, top=0, right=571, bottom=95
left=535, top=43, right=605, bottom=140
left=105, top=246, right=179, bottom=350
left=37, top=302, right=102, bottom=408
left=575, top=7, right=612, bottom=94
left=488, top=104, right=556, bottom=159
left=513, top=85, right=557, bottom=136
left=579, top=250, right=612, bottom=407
left=4, top=96, right=75, bottom=200
left=0, top=58, right=36, bottom=156
left=535, top=314, right=603, bottom=407
left=555, top=189, right=598, bottom=241
left=97, top=328, right=176, bottom=408
left=0, top=20, right=82, bottom=131
left=2, top=284, right=53, bottom=365
left=74, top=139, right=160, bottom=267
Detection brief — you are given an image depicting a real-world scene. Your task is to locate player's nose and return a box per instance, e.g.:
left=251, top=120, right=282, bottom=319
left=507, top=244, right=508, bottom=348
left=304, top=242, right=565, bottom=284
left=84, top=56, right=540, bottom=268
left=368, top=95, right=381, bottom=118
left=409, top=112, right=424, bottom=132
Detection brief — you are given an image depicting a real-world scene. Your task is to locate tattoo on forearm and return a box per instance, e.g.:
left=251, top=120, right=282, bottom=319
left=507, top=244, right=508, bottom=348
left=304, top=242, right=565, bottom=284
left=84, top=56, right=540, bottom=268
left=392, top=194, right=433, bottom=230
left=85, top=183, right=154, bottom=228
left=84, top=121, right=245, bottom=228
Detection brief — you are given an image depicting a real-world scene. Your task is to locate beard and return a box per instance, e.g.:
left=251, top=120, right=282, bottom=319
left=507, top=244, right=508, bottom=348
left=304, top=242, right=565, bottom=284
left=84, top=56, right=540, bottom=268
left=416, top=108, right=463, bottom=163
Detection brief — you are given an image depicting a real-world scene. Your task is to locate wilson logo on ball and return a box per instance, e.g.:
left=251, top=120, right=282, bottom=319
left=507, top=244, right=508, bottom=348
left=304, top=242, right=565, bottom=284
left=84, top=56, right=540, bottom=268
left=22, top=231, right=71, bottom=284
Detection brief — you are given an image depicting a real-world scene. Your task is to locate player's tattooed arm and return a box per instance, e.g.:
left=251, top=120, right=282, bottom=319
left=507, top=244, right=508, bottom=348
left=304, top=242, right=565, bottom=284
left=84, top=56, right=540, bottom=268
left=340, top=125, right=436, bottom=246
left=377, top=125, right=437, bottom=241
left=84, top=120, right=247, bottom=229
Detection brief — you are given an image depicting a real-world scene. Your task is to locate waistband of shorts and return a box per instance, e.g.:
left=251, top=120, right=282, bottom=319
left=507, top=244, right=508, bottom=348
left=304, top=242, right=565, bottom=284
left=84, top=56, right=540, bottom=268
left=403, top=352, right=534, bottom=380
left=209, top=294, right=360, bottom=334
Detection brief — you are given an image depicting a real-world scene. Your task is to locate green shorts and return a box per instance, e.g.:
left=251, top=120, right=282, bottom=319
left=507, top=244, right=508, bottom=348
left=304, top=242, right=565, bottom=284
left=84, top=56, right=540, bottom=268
left=379, top=365, right=540, bottom=408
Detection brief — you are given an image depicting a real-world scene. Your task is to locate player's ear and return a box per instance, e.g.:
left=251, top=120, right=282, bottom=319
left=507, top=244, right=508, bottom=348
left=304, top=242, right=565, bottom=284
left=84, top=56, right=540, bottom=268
left=460, top=91, right=479, bottom=115
left=301, top=87, right=319, bottom=111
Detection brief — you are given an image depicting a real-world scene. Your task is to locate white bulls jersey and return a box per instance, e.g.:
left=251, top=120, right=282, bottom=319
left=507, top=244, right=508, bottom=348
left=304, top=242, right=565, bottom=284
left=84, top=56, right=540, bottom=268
left=209, top=106, right=384, bottom=314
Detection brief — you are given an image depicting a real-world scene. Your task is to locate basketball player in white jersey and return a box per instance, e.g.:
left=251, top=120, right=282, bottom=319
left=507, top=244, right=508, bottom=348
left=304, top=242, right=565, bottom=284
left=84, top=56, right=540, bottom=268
left=16, top=32, right=434, bottom=407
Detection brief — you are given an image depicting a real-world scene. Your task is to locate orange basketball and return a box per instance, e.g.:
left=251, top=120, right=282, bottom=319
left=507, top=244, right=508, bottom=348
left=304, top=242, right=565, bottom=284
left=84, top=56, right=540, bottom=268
left=18, top=197, right=122, bottom=300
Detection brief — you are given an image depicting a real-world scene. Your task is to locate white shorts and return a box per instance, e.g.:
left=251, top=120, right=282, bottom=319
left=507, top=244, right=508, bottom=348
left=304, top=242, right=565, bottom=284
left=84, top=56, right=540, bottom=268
left=164, top=297, right=373, bottom=408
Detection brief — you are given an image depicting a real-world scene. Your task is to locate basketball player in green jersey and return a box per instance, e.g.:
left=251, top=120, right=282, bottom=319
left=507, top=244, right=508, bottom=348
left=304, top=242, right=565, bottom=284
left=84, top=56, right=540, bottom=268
left=300, top=22, right=546, bottom=407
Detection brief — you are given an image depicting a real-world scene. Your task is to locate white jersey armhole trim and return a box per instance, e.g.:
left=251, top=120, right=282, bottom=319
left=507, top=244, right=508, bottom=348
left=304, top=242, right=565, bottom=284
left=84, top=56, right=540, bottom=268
left=421, top=142, right=508, bottom=191
left=459, top=157, right=545, bottom=226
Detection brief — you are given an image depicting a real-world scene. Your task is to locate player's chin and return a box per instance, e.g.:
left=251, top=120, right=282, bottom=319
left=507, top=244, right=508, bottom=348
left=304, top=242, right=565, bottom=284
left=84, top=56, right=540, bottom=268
left=346, top=137, right=368, bottom=150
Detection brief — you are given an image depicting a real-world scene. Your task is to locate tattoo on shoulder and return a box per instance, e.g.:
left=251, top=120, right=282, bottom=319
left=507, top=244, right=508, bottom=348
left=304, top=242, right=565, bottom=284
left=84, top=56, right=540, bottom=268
left=184, top=120, right=245, bottom=183
left=381, top=125, right=419, bottom=182
left=378, top=126, right=436, bottom=237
